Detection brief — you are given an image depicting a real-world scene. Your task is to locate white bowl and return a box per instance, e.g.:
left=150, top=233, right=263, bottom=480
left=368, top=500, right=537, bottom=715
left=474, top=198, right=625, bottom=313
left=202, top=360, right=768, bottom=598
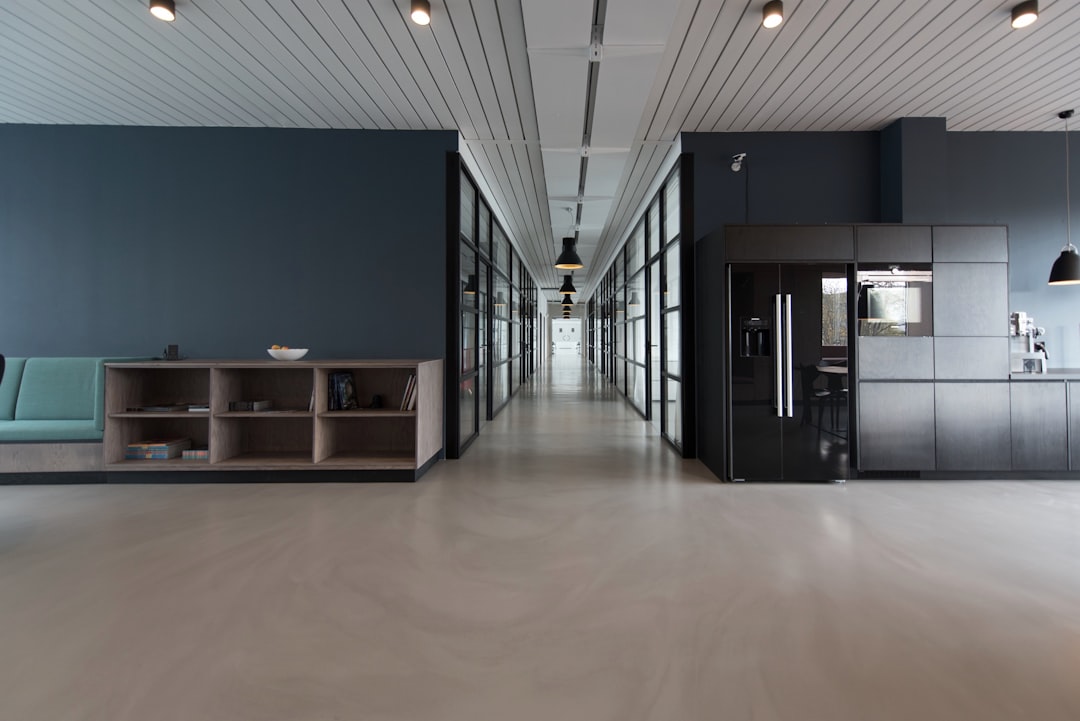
left=267, top=348, right=309, bottom=361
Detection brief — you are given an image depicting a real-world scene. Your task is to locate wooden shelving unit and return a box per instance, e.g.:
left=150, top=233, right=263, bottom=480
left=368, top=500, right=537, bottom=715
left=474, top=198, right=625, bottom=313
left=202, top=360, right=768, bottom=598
left=103, top=360, right=443, bottom=480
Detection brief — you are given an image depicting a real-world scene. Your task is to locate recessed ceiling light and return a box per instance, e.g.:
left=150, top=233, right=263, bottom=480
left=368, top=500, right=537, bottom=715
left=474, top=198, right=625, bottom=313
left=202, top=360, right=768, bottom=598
left=1011, top=0, right=1038, bottom=28
left=411, top=0, right=431, bottom=26
left=149, top=0, right=175, bottom=22
left=762, top=1, right=783, bottom=29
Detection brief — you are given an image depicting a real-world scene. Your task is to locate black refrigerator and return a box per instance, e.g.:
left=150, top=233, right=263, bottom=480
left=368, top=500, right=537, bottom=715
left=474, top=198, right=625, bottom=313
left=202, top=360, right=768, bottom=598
left=727, top=263, right=851, bottom=482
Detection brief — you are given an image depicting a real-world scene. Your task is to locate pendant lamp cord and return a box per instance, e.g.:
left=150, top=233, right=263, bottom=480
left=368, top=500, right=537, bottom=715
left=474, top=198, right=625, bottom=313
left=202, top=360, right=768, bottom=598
left=1067, top=114, right=1073, bottom=251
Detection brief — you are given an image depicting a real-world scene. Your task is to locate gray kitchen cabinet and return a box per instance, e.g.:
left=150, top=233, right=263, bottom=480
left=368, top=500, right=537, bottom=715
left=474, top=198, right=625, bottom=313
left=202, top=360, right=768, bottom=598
left=1068, top=382, right=1080, bottom=471
left=858, top=337, right=934, bottom=380
left=1011, top=381, right=1068, bottom=471
left=932, top=263, right=1009, bottom=337
left=725, top=225, right=855, bottom=261
left=858, top=382, right=936, bottom=471
left=935, top=382, right=1012, bottom=470
left=856, top=225, right=932, bottom=263
left=932, top=226, right=1009, bottom=262
left=934, top=337, right=1010, bottom=380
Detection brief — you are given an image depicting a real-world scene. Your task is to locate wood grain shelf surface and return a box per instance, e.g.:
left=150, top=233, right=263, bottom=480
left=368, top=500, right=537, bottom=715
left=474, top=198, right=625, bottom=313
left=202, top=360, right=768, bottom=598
left=317, top=410, right=416, bottom=418
left=214, top=451, right=314, bottom=469
left=214, top=410, right=313, bottom=418
left=316, top=451, right=414, bottom=468
left=109, top=412, right=210, bottom=419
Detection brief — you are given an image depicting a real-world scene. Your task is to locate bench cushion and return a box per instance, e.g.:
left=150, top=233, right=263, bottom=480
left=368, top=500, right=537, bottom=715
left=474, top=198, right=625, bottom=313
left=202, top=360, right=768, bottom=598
left=15, top=358, right=99, bottom=421
left=0, top=420, right=102, bottom=442
left=0, top=358, right=27, bottom=420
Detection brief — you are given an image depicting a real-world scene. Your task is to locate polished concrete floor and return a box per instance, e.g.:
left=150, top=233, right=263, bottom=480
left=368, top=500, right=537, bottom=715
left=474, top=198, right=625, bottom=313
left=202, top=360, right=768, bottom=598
left=3, top=355, right=1080, bottom=720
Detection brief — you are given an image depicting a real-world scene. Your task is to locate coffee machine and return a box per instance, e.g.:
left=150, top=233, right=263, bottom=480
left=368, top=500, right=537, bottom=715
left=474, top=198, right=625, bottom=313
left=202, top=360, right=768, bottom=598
left=1010, top=311, right=1047, bottom=373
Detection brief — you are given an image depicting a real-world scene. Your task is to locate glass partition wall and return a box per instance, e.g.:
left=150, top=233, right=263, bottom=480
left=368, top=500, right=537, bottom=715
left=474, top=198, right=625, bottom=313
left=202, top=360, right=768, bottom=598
left=588, top=160, right=694, bottom=455
left=448, top=159, right=540, bottom=458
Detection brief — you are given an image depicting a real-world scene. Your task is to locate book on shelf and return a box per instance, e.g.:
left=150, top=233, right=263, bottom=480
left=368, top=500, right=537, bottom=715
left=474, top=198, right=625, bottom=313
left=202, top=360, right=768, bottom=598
left=125, top=437, right=192, bottom=460
left=406, top=382, right=418, bottom=411
left=228, top=400, right=273, bottom=412
left=181, top=448, right=209, bottom=460
left=400, top=374, right=415, bottom=411
left=187, top=404, right=209, bottom=412
left=328, top=371, right=358, bottom=411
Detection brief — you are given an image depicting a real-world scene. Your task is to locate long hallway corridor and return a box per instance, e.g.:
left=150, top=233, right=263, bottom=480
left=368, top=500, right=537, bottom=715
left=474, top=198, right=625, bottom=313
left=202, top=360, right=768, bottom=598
left=3, top=355, right=1080, bottom=720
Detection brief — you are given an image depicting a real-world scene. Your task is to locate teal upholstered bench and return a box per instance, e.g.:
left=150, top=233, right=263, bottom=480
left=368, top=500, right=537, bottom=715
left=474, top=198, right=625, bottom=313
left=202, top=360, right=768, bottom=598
left=0, top=357, right=126, bottom=473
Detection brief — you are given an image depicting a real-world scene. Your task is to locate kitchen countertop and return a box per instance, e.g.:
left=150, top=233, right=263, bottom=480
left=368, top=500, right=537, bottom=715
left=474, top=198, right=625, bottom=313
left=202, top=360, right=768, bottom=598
left=1010, top=368, right=1080, bottom=380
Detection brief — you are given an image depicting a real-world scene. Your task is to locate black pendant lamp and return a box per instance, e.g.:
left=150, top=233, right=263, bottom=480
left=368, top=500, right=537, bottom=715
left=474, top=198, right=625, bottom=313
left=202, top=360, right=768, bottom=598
left=463, top=274, right=478, bottom=294
left=555, top=237, right=584, bottom=270
left=559, top=274, right=577, bottom=294
left=1049, top=110, right=1080, bottom=286
left=561, top=294, right=574, bottom=307
left=494, top=292, right=507, bottom=307
left=628, top=291, right=641, bottom=307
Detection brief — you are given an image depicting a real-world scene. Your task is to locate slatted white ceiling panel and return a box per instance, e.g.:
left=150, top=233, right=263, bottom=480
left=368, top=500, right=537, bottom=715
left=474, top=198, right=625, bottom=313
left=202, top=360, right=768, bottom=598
left=3, top=0, right=1080, bottom=298
left=0, top=0, right=551, bottom=289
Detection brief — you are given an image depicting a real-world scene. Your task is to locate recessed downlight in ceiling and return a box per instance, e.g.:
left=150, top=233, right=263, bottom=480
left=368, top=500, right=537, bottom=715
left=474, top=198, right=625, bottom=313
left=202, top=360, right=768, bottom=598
left=762, top=1, right=783, bottom=29
left=149, top=0, right=175, bottom=22
left=1011, top=1, right=1038, bottom=29
left=411, top=0, right=431, bottom=26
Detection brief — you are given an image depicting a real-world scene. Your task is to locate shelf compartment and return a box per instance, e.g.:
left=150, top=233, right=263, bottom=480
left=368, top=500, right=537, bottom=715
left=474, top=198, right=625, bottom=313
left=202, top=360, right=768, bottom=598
left=212, top=367, right=313, bottom=417
left=104, top=415, right=210, bottom=466
left=314, top=415, right=414, bottom=464
left=106, top=367, right=210, bottom=414
left=211, top=416, right=313, bottom=464
left=314, top=366, right=416, bottom=414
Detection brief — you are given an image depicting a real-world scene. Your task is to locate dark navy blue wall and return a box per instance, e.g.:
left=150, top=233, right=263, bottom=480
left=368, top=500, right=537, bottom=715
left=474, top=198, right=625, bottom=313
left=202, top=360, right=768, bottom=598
left=682, top=131, right=881, bottom=239
left=0, top=125, right=455, bottom=360
left=947, top=131, right=1080, bottom=366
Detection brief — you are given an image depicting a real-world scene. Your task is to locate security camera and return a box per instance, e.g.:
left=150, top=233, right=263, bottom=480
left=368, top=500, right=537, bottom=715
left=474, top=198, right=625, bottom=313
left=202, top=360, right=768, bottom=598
left=731, top=153, right=747, bottom=172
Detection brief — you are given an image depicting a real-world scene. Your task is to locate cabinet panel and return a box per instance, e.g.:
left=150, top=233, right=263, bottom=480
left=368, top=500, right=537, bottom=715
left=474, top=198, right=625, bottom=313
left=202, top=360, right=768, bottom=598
left=725, top=226, right=854, bottom=261
left=932, top=226, right=1008, bottom=262
left=856, top=226, right=931, bottom=263
left=1011, top=382, right=1067, bottom=470
left=858, top=337, right=933, bottom=380
left=932, top=263, right=1008, bottom=337
left=934, top=337, right=1010, bottom=379
left=935, top=383, right=1011, bottom=470
left=1068, top=382, right=1080, bottom=471
left=858, top=382, right=936, bottom=470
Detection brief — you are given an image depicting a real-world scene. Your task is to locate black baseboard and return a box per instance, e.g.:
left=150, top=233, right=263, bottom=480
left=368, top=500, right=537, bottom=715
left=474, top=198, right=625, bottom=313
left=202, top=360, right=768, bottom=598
left=3, top=457, right=445, bottom=485
left=0, top=472, right=105, bottom=485
left=104, top=469, right=423, bottom=483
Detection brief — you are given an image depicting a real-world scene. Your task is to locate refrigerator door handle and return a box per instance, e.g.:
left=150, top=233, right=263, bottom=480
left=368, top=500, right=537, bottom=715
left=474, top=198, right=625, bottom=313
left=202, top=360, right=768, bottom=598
left=785, top=294, right=794, bottom=418
left=775, top=294, right=783, bottom=417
